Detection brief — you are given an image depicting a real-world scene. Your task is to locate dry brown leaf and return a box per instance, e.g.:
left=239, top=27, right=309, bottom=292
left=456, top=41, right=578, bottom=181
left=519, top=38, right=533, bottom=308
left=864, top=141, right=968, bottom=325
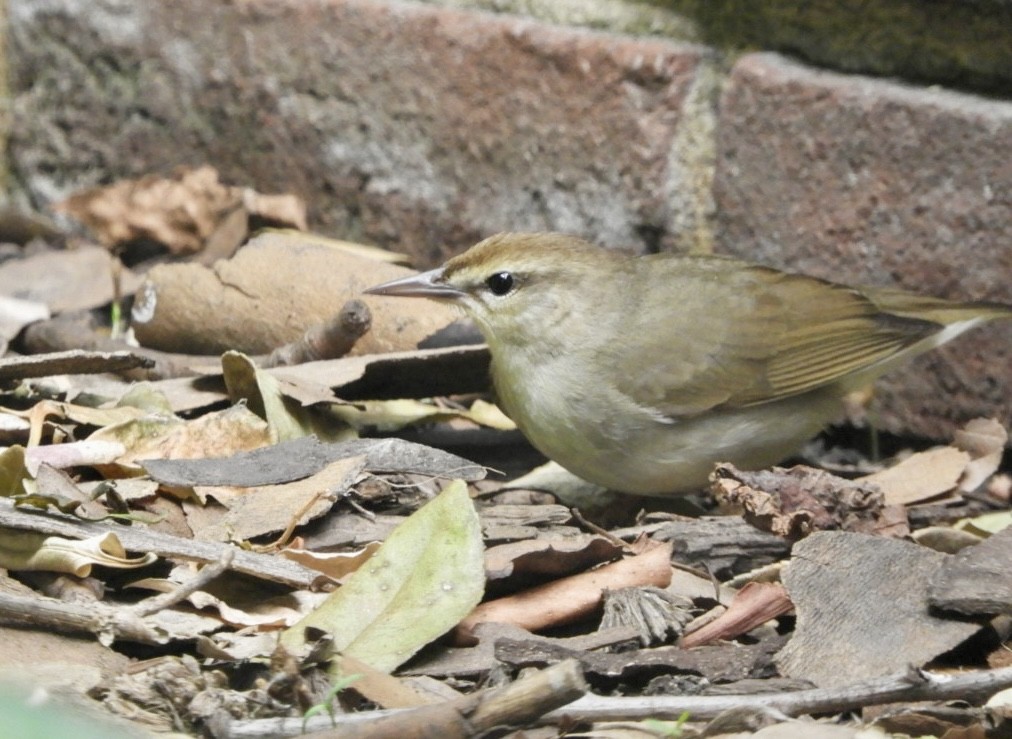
left=241, top=191, right=308, bottom=231
left=90, top=403, right=271, bottom=476
left=456, top=541, right=673, bottom=641
left=680, top=582, right=793, bottom=648
left=279, top=542, right=382, bottom=580
left=0, top=246, right=141, bottom=312
left=129, top=575, right=328, bottom=628
left=336, top=653, right=436, bottom=709
left=24, top=440, right=127, bottom=476
left=189, top=455, right=365, bottom=542
left=55, top=166, right=305, bottom=256
left=858, top=446, right=969, bottom=506
left=484, top=536, right=624, bottom=582
left=57, top=166, right=239, bottom=253
left=0, top=531, right=156, bottom=576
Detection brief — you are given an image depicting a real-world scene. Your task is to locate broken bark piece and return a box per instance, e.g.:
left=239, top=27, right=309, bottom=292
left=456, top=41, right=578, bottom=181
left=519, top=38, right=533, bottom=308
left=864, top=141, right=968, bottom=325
left=141, top=435, right=485, bottom=488
left=711, top=464, right=905, bottom=540
left=0, top=350, right=153, bottom=381
left=928, top=525, right=1012, bottom=616
left=601, top=586, right=694, bottom=646
left=646, top=515, right=791, bottom=577
left=400, top=622, right=639, bottom=680
left=777, top=531, right=983, bottom=688
left=495, top=634, right=782, bottom=684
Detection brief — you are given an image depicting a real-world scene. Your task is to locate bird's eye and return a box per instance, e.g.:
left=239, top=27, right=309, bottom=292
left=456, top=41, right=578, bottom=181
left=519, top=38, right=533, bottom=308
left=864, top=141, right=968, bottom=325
left=484, top=271, right=515, bottom=296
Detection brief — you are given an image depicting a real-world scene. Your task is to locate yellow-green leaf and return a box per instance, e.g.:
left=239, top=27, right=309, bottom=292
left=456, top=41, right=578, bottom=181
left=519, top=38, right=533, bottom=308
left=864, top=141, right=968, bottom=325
left=955, top=510, right=1012, bottom=537
left=0, top=446, right=29, bottom=497
left=280, top=480, right=484, bottom=672
left=221, top=351, right=353, bottom=443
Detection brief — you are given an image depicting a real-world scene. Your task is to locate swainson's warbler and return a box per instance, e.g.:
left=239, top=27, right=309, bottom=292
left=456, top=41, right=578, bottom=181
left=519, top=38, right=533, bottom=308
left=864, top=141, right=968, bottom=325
left=366, top=233, right=1012, bottom=496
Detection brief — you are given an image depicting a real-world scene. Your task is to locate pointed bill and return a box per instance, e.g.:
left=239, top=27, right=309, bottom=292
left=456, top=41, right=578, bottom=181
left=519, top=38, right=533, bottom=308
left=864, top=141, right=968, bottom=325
left=363, top=268, right=465, bottom=299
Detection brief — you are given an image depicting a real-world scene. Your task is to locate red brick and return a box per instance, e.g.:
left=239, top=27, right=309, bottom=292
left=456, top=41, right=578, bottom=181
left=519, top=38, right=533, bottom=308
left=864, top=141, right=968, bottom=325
left=8, top=0, right=707, bottom=263
left=715, top=52, right=1012, bottom=440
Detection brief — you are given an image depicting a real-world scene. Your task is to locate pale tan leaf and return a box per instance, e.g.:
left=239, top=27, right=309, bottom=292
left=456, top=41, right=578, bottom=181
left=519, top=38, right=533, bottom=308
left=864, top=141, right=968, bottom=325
left=0, top=531, right=156, bottom=576
left=458, top=541, right=673, bottom=639
left=953, top=417, right=1008, bottom=492
left=90, top=403, right=271, bottom=475
left=858, top=447, right=969, bottom=506
left=279, top=542, right=382, bottom=580
left=190, top=455, right=365, bottom=542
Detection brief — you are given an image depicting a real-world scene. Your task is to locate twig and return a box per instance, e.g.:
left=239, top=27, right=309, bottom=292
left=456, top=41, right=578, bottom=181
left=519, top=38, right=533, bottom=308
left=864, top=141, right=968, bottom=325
left=541, top=665, right=1012, bottom=722
left=0, top=498, right=325, bottom=589
left=131, top=547, right=235, bottom=617
left=212, top=659, right=587, bottom=739
left=0, top=591, right=164, bottom=645
left=263, top=299, right=372, bottom=366
left=570, top=507, right=630, bottom=550
left=20, top=313, right=199, bottom=380
left=255, top=492, right=328, bottom=553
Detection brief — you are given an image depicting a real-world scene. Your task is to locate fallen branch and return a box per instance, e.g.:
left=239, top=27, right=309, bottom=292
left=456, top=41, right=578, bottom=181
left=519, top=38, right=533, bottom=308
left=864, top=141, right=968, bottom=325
left=212, top=658, right=588, bottom=739
left=542, top=665, right=1012, bottom=722
left=0, top=547, right=237, bottom=644
left=20, top=312, right=201, bottom=380
left=0, top=590, right=164, bottom=645
left=131, top=548, right=235, bottom=617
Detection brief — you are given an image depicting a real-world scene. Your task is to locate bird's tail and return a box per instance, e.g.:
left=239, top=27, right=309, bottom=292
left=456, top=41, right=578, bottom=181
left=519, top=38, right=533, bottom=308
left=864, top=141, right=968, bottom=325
left=862, top=286, right=1012, bottom=327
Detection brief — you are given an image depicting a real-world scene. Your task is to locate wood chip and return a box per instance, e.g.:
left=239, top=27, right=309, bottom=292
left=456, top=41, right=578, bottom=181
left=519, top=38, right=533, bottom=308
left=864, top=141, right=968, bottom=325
left=776, top=531, right=982, bottom=688
left=928, top=525, right=1012, bottom=615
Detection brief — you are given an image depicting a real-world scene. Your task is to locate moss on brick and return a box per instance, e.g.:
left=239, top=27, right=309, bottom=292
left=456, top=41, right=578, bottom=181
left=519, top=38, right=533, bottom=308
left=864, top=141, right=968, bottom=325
left=418, top=0, right=700, bottom=39
left=649, top=0, right=1012, bottom=93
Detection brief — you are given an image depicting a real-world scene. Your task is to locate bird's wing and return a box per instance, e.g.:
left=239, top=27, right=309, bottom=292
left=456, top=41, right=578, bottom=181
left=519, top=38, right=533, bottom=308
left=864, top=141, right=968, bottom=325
left=610, top=261, right=941, bottom=418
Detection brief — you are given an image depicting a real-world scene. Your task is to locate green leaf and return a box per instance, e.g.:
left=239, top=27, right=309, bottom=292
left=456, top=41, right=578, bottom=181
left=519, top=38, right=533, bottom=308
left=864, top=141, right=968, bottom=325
left=281, top=480, right=484, bottom=672
left=221, top=351, right=354, bottom=443
left=955, top=510, right=1012, bottom=537
left=0, top=446, right=29, bottom=497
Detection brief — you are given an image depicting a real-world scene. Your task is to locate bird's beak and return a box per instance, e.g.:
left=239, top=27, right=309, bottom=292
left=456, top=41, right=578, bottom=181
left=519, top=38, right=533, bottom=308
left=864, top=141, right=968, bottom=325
left=363, top=268, right=466, bottom=299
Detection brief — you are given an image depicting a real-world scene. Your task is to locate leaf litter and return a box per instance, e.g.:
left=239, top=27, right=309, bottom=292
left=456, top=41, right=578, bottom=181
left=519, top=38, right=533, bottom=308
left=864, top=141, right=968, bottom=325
left=0, top=174, right=1009, bottom=738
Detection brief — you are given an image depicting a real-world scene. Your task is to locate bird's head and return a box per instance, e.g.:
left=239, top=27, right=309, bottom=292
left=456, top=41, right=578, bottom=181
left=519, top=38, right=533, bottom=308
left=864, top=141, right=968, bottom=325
left=365, top=232, right=614, bottom=347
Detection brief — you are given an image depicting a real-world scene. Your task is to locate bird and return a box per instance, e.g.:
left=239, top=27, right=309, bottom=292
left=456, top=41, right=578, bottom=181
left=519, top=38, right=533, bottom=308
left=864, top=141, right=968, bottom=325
left=365, top=232, right=1012, bottom=496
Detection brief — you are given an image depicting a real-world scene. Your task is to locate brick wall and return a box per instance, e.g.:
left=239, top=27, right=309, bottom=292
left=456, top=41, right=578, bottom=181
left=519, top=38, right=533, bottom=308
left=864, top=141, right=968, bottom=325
left=5, top=0, right=1011, bottom=438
